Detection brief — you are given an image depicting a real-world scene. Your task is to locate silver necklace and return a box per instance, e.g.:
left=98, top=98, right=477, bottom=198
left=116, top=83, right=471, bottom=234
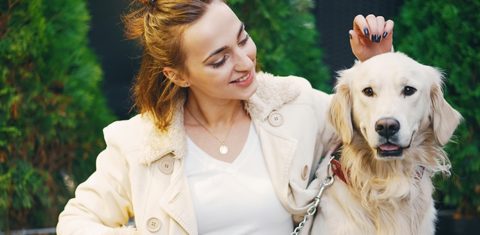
left=185, top=107, right=236, bottom=155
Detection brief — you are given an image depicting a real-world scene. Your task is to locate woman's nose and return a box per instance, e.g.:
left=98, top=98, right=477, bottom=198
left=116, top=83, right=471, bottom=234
left=234, top=49, right=255, bottom=71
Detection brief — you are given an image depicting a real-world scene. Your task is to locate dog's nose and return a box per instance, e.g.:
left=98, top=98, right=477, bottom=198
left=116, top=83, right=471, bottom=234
left=375, top=118, right=400, bottom=138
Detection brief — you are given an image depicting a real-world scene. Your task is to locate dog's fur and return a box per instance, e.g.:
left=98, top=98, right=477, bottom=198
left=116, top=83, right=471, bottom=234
left=311, top=52, right=462, bottom=235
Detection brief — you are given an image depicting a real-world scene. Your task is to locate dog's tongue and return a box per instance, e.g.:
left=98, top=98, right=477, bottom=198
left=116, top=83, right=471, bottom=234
left=379, top=144, right=400, bottom=151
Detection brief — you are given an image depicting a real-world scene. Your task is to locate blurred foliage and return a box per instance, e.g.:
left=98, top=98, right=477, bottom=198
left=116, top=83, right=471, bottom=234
left=0, top=0, right=114, bottom=230
left=396, top=0, right=480, bottom=216
left=229, top=0, right=331, bottom=91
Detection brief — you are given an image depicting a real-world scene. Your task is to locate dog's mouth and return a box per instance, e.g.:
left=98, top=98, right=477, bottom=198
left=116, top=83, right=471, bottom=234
left=377, top=142, right=403, bottom=158
left=375, top=131, right=415, bottom=159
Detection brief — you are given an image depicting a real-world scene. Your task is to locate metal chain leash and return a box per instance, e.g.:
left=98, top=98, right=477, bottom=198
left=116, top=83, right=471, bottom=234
left=291, top=156, right=336, bottom=235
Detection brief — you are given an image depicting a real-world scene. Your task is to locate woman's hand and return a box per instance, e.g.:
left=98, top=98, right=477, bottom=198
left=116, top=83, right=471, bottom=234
left=349, top=14, right=394, bottom=62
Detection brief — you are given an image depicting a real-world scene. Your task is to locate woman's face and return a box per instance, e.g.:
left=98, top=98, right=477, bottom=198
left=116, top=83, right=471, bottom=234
left=180, top=0, right=257, bottom=102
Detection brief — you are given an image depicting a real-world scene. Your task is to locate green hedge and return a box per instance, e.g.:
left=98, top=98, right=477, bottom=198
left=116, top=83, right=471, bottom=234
left=0, top=0, right=114, bottom=230
left=229, top=0, right=331, bottom=90
left=396, top=0, right=480, bottom=216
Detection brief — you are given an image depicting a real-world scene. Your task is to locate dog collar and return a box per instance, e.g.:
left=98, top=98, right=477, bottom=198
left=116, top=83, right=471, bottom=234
left=328, top=145, right=427, bottom=185
left=329, top=145, right=348, bottom=184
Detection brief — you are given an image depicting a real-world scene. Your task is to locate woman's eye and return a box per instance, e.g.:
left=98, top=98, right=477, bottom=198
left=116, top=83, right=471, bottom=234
left=402, top=86, right=417, bottom=97
left=362, top=87, right=375, bottom=97
left=211, top=55, right=228, bottom=68
left=239, top=34, right=249, bottom=46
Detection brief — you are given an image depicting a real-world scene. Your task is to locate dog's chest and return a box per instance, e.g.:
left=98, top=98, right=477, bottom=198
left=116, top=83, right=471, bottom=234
left=317, top=177, right=435, bottom=235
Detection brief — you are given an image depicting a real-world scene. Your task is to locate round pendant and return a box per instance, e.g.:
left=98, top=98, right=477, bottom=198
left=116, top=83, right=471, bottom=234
left=219, top=144, right=229, bottom=155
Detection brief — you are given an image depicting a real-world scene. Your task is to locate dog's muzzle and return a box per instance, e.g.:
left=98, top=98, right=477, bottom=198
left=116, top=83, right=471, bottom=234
left=376, top=118, right=403, bottom=157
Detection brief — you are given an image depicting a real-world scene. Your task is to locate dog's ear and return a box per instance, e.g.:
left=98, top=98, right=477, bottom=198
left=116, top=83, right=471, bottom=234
left=429, top=68, right=462, bottom=145
left=329, top=81, right=353, bottom=144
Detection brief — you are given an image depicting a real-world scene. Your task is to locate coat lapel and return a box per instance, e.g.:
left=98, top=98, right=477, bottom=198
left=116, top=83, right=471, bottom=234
left=160, top=159, right=198, bottom=235
left=136, top=100, right=198, bottom=234
left=254, top=120, right=298, bottom=212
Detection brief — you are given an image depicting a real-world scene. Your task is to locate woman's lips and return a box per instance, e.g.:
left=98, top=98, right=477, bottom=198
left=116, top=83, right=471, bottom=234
left=230, top=71, right=254, bottom=87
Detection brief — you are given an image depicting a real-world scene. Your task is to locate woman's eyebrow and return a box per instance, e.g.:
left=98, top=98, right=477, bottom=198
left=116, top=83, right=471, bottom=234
left=237, top=22, right=245, bottom=39
left=202, top=23, right=245, bottom=63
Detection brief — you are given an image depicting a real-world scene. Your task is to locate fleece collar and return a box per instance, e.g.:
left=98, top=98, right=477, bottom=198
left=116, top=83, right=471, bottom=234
left=137, top=72, right=302, bottom=165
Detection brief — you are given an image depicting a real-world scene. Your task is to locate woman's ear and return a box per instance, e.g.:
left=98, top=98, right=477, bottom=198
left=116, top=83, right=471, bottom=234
left=163, top=67, right=190, bottom=87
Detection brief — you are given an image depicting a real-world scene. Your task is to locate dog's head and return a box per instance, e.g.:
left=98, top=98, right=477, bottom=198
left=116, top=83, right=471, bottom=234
left=330, top=52, right=462, bottom=160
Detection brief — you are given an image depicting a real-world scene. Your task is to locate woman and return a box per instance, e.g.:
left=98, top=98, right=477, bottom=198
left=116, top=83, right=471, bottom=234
left=57, top=0, right=394, bottom=234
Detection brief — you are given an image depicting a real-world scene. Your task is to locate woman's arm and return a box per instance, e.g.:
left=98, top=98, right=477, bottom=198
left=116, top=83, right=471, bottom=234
left=349, top=14, right=394, bottom=62
left=56, top=146, right=136, bottom=235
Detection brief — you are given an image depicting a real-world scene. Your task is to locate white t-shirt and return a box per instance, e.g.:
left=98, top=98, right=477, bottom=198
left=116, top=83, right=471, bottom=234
left=185, top=124, right=293, bottom=235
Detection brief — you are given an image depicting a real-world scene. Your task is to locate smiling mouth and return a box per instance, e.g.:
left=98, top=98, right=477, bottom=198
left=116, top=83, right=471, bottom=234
left=230, top=76, right=248, bottom=83
left=230, top=73, right=251, bottom=84
left=377, top=142, right=403, bottom=158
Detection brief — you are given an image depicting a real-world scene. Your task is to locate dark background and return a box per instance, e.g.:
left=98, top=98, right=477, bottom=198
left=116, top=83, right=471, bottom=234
left=314, top=0, right=403, bottom=75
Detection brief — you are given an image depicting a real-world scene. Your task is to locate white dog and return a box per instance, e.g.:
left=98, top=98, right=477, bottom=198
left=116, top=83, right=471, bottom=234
left=311, top=52, right=462, bottom=235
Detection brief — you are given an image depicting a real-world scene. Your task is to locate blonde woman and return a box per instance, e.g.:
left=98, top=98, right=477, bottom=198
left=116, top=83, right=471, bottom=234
left=57, top=0, right=394, bottom=234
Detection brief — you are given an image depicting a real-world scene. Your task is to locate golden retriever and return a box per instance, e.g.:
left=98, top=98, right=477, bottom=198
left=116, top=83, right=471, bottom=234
left=311, top=52, right=462, bottom=235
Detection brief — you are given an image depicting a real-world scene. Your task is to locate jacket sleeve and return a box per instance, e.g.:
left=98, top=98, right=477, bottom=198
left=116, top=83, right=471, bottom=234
left=56, top=143, right=137, bottom=235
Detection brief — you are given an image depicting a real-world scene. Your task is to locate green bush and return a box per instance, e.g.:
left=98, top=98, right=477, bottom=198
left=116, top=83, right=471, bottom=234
left=0, top=0, right=114, bottom=230
left=396, top=0, right=480, bottom=216
left=229, top=0, right=331, bottom=90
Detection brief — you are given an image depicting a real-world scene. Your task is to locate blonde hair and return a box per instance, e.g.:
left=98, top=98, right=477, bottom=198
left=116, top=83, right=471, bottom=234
left=123, top=0, right=215, bottom=131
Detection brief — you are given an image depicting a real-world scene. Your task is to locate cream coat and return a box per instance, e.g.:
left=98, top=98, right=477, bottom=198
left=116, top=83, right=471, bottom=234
left=56, top=72, right=337, bottom=235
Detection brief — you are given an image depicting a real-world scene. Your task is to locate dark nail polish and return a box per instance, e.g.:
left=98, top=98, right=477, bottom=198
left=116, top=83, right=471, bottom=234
left=376, top=35, right=381, bottom=43
left=383, top=32, right=388, bottom=38
left=364, top=28, right=369, bottom=37
left=371, top=34, right=375, bottom=41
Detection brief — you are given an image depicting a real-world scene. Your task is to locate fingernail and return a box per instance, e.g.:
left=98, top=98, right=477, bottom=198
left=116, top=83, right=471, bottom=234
left=383, top=32, right=388, bottom=38
left=349, top=32, right=353, bottom=40
left=376, top=35, right=381, bottom=43
left=363, top=28, right=369, bottom=37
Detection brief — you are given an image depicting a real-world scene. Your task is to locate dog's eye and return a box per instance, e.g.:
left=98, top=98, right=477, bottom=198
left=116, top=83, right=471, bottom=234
left=402, top=86, right=417, bottom=96
left=362, top=87, right=375, bottom=97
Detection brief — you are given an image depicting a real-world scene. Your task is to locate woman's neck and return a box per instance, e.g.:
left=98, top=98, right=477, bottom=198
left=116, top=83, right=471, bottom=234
left=184, top=92, right=246, bottom=129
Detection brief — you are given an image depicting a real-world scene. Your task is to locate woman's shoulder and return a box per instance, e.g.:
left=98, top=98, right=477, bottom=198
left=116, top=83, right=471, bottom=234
left=254, top=72, right=312, bottom=104
left=104, top=114, right=152, bottom=137
left=247, top=72, right=330, bottom=120
left=102, top=114, right=159, bottom=151
left=256, top=71, right=313, bottom=91
left=254, top=71, right=330, bottom=105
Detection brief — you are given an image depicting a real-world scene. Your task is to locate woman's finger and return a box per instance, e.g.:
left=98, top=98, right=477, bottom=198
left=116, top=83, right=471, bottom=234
left=383, top=19, right=394, bottom=39
left=353, top=14, right=370, bottom=38
left=376, top=16, right=385, bottom=42
left=366, top=14, right=380, bottom=42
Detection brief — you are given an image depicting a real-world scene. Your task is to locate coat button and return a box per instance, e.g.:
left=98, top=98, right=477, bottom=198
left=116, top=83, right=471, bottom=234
left=268, top=111, right=283, bottom=127
left=158, top=155, right=175, bottom=175
left=302, top=165, right=309, bottom=181
left=146, top=217, right=162, bottom=233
